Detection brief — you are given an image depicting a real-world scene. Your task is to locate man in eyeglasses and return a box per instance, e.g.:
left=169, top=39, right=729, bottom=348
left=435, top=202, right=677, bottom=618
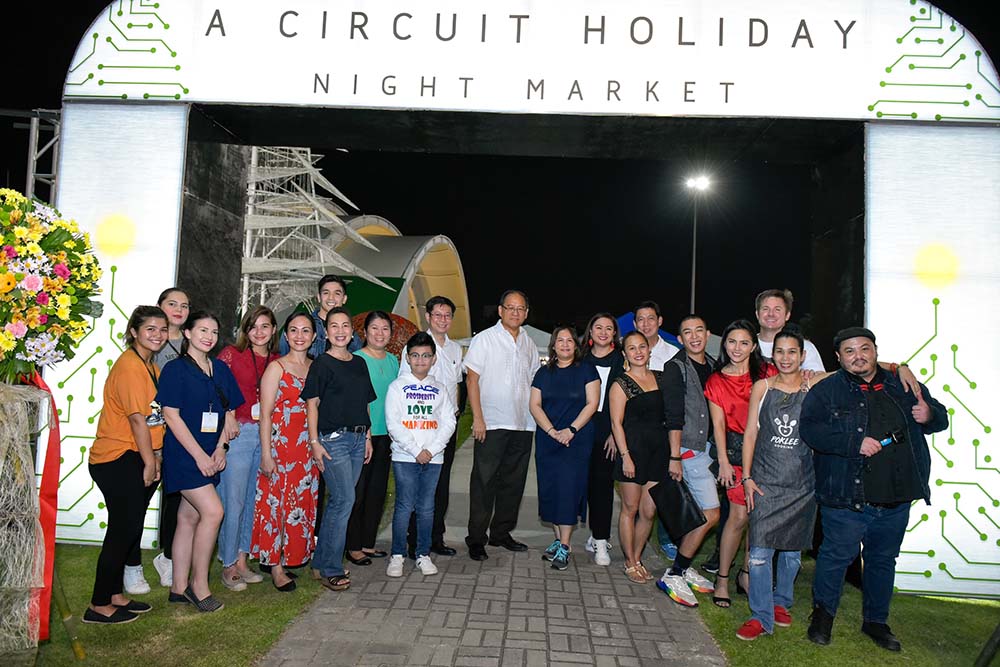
left=399, top=296, right=465, bottom=558
left=463, top=290, right=541, bottom=561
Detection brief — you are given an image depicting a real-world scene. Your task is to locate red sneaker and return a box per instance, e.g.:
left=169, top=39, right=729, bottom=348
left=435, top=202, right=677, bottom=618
left=736, top=619, right=766, bottom=641
left=774, top=606, right=792, bottom=627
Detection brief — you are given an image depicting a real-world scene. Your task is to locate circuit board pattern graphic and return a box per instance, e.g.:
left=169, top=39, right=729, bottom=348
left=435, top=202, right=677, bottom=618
left=869, top=0, right=1000, bottom=121
left=64, top=0, right=188, bottom=102
left=895, top=297, right=998, bottom=597
left=37, top=265, right=163, bottom=548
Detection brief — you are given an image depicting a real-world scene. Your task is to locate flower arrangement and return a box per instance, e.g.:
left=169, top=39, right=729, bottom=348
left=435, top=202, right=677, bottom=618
left=0, top=189, right=103, bottom=383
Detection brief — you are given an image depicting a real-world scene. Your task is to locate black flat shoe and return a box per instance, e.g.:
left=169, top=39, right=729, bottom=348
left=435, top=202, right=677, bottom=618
left=114, top=600, right=152, bottom=614
left=468, top=543, right=489, bottom=561
left=273, top=578, right=297, bottom=592
left=861, top=622, right=901, bottom=651
left=488, top=536, right=528, bottom=552
left=431, top=543, right=457, bottom=556
left=82, top=607, right=138, bottom=625
left=168, top=592, right=191, bottom=604
left=363, top=549, right=388, bottom=559
left=262, top=564, right=299, bottom=579
left=808, top=606, right=834, bottom=646
left=345, top=552, right=372, bottom=566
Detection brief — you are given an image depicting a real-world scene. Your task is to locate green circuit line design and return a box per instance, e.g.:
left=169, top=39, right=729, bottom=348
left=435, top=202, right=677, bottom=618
left=899, top=297, right=999, bottom=595
left=871, top=1, right=1000, bottom=122
left=65, top=1, right=187, bottom=101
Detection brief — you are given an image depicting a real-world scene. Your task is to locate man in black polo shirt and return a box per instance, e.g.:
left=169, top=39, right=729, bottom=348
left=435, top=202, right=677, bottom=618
left=800, top=327, right=948, bottom=652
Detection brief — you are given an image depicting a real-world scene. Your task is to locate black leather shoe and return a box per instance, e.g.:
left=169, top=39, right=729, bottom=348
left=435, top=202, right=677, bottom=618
left=807, top=606, right=834, bottom=645
left=468, top=543, right=489, bottom=561
left=861, top=622, right=901, bottom=652
left=488, top=536, right=528, bottom=552
left=345, top=552, right=372, bottom=566
left=431, top=543, right=457, bottom=556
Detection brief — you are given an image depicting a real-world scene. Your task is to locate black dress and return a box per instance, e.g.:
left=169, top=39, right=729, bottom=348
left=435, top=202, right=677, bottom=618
left=613, top=372, right=669, bottom=485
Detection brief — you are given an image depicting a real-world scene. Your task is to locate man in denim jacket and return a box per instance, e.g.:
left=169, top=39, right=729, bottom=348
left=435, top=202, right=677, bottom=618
left=800, top=327, right=947, bottom=652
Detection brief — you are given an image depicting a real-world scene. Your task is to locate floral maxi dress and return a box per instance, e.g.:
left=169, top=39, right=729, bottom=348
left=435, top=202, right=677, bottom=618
left=252, top=365, right=318, bottom=567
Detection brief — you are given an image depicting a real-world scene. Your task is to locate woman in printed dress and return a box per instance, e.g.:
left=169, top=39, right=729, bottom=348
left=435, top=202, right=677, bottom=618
left=252, top=311, right=318, bottom=591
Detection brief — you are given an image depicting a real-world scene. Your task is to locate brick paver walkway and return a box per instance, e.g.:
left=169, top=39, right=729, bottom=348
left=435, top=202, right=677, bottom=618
left=258, top=440, right=726, bottom=667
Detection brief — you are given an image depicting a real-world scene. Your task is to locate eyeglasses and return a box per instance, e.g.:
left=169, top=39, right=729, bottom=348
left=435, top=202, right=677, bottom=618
left=429, top=312, right=453, bottom=320
left=501, top=306, right=528, bottom=314
left=408, top=352, right=435, bottom=360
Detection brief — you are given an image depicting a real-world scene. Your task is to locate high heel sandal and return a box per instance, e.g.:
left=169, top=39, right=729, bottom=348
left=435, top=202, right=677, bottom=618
left=713, top=573, right=732, bottom=608
left=736, top=568, right=749, bottom=596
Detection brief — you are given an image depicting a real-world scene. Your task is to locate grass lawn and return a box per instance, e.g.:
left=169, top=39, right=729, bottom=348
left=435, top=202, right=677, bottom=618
left=655, top=543, right=1000, bottom=666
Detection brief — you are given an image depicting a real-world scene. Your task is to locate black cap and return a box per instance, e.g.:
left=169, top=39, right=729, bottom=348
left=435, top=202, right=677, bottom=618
left=833, top=326, right=876, bottom=351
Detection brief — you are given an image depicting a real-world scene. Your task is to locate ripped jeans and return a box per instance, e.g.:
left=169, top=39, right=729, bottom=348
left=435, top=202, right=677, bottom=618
left=748, top=546, right=801, bottom=633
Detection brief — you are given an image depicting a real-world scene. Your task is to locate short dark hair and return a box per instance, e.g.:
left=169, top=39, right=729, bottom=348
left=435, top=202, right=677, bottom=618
left=363, top=310, right=394, bottom=333
left=678, top=313, right=707, bottom=331
left=755, top=289, right=794, bottom=313
left=282, top=309, right=315, bottom=336
left=125, top=306, right=167, bottom=348
left=633, top=300, right=661, bottom=319
left=425, top=295, right=456, bottom=314
left=546, top=326, right=582, bottom=368
left=406, top=331, right=437, bottom=355
left=773, top=327, right=805, bottom=353
left=180, top=310, right=221, bottom=357
left=318, top=274, right=348, bottom=294
left=324, top=306, right=352, bottom=326
left=499, top=289, right=529, bottom=309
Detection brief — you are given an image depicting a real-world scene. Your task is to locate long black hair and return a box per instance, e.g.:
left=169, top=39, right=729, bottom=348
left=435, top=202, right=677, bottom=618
left=715, top=319, right=767, bottom=381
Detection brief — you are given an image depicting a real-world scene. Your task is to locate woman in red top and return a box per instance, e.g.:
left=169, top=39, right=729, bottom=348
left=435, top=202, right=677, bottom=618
left=216, top=305, right=280, bottom=590
left=704, top=319, right=776, bottom=607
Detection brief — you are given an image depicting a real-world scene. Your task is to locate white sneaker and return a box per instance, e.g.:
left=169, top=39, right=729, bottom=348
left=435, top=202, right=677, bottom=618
left=657, top=572, right=698, bottom=607
left=386, top=555, right=405, bottom=577
left=152, top=552, right=172, bottom=587
left=123, top=565, right=151, bottom=595
left=585, top=535, right=613, bottom=553
left=416, top=555, right=438, bottom=576
left=682, top=567, right=715, bottom=594
left=593, top=539, right=611, bottom=567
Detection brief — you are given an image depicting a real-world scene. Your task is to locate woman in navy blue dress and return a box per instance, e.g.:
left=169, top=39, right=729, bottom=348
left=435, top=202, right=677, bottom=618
left=158, top=311, right=243, bottom=613
left=529, top=326, right=600, bottom=570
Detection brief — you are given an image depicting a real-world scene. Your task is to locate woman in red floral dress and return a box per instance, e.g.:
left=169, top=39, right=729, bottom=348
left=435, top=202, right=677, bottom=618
left=252, top=311, right=317, bottom=591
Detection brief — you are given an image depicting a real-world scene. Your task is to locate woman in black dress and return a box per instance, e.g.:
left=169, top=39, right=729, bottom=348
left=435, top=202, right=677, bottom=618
left=609, top=331, right=669, bottom=583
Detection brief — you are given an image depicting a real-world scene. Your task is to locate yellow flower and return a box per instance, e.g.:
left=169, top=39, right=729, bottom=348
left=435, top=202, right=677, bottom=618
left=56, top=293, right=72, bottom=308
left=13, top=227, right=28, bottom=240
left=9, top=209, right=23, bottom=224
left=0, top=189, right=27, bottom=207
left=0, top=331, right=15, bottom=353
left=0, top=273, right=15, bottom=294
left=49, top=324, right=66, bottom=338
left=25, top=242, right=43, bottom=256
left=56, top=306, right=71, bottom=320
left=27, top=229, right=43, bottom=242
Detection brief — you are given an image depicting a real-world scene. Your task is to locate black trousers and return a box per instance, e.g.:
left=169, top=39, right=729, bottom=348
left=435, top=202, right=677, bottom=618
left=408, top=428, right=458, bottom=548
left=345, top=434, right=392, bottom=551
left=466, top=429, right=533, bottom=546
left=587, top=425, right=615, bottom=541
left=156, top=490, right=181, bottom=559
left=89, top=451, right=158, bottom=606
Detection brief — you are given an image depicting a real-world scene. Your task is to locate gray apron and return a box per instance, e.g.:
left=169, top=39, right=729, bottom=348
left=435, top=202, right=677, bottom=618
left=747, top=383, right=816, bottom=551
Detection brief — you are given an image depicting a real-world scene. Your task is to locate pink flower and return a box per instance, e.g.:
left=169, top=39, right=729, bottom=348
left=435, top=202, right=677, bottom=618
left=53, top=263, right=71, bottom=280
left=36, top=292, right=50, bottom=306
left=38, top=314, right=48, bottom=324
left=2, top=245, right=16, bottom=259
left=5, top=321, right=28, bottom=339
left=22, top=274, right=43, bottom=292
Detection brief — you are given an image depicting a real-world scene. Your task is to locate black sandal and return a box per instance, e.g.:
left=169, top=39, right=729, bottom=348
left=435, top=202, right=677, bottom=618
left=319, top=574, right=351, bottom=591
left=713, top=573, right=732, bottom=608
left=345, top=552, right=372, bottom=566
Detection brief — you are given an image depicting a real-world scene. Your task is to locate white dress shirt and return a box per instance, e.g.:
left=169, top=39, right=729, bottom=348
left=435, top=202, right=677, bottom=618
left=648, top=337, right=679, bottom=371
left=400, top=329, right=463, bottom=411
left=462, top=320, right=541, bottom=432
left=757, top=336, right=826, bottom=372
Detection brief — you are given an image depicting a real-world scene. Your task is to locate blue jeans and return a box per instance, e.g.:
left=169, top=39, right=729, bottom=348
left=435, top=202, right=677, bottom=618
left=216, top=423, right=260, bottom=567
left=813, top=503, right=910, bottom=623
left=748, top=546, right=801, bottom=633
left=313, top=431, right=366, bottom=577
left=391, top=461, right=442, bottom=558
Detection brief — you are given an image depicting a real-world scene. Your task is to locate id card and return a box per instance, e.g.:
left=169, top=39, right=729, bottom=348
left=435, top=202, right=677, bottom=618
left=251, top=402, right=260, bottom=420
left=201, top=411, right=219, bottom=433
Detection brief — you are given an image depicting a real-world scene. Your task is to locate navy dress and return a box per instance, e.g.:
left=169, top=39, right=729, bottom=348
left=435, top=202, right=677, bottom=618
left=158, top=357, right=244, bottom=493
left=532, top=362, right=600, bottom=525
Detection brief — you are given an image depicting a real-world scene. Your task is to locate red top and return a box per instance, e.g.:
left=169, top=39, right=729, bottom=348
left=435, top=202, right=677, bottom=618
left=218, top=345, right=280, bottom=423
left=704, top=364, right=778, bottom=434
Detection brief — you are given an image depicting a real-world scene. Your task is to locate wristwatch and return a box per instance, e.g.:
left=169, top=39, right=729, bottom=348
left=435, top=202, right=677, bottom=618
left=568, top=425, right=578, bottom=434
left=220, top=442, right=230, bottom=452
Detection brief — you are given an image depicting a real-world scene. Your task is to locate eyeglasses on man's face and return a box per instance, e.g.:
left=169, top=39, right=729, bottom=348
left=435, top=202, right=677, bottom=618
left=501, top=305, right=527, bottom=314
left=408, top=352, right=435, bottom=360
left=429, top=312, right=453, bottom=320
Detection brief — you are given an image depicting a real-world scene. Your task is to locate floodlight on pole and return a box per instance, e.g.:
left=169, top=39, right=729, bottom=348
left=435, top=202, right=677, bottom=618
left=685, top=175, right=711, bottom=312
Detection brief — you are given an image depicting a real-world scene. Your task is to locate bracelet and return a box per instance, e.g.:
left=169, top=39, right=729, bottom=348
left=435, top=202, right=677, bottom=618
left=669, top=456, right=683, bottom=461
left=548, top=427, right=556, bottom=435
left=741, top=476, right=753, bottom=484
left=619, top=450, right=630, bottom=457
left=309, top=439, right=320, bottom=445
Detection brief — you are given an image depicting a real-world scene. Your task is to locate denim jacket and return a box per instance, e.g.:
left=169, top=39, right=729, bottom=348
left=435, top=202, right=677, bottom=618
left=800, top=369, right=948, bottom=511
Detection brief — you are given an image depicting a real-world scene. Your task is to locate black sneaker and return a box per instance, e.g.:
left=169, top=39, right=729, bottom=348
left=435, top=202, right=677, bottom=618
left=807, top=606, right=834, bottom=645
left=82, top=607, right=138, bottom=625
left=861, top=622, right=901, bottom=652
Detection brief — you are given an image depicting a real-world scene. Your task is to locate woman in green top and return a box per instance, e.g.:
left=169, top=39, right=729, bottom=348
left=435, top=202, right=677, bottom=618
left=345, top=310, right=400, bottom=565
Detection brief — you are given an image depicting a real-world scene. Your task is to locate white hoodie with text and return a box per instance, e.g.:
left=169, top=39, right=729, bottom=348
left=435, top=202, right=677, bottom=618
left=385, top=372, right=457, bottom=464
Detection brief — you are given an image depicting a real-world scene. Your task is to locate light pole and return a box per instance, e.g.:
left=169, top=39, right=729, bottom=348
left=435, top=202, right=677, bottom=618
left=685, top=175, right=710, bottom=312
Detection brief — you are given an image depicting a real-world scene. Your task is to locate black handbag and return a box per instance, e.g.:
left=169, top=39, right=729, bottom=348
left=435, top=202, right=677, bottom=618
left=647, top=477, right=707, bottom=544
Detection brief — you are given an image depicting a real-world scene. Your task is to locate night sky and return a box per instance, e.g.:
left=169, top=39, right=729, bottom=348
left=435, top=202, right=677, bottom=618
left=3, top=1, right=997, bottom=334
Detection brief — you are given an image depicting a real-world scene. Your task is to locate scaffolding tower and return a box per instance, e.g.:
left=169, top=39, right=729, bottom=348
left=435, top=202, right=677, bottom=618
left=240, top=146, right=389, bottom=315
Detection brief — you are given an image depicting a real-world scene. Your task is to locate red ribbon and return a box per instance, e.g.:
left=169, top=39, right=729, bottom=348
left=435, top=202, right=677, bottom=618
left=27, top=370, right=60, bottom=642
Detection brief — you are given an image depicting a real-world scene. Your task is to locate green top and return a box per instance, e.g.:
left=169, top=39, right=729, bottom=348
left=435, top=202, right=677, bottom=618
left=354, top=349, right=400, bottom=436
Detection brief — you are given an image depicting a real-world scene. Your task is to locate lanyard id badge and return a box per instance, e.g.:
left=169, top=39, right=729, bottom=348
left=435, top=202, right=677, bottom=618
left=201, top=407, right=219, bottom=433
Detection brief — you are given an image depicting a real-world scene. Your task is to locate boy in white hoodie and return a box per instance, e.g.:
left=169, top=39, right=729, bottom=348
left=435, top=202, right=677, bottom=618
left=385, top=332, right=457, bottom=576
